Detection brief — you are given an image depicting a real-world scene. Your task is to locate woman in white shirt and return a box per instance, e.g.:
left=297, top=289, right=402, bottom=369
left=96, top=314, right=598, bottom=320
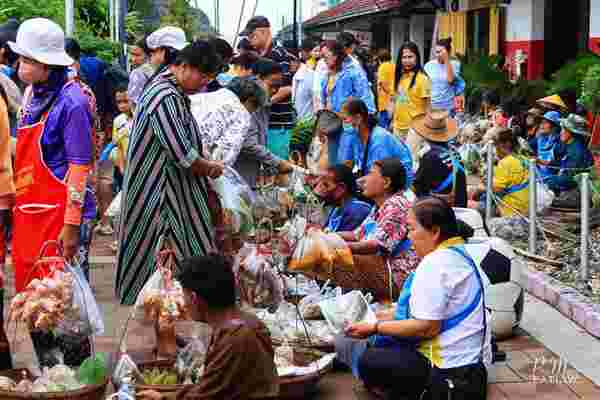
left=339, top=196, right=491, bottom=399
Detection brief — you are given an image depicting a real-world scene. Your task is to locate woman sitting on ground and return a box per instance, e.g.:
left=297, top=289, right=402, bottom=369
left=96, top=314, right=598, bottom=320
left=141, top=254, right=279, bottom=400
left=335, top=158, right=419, bottom=301
left=469, top=128, right=529, bottom=217
left=337, top=197, right=491, bottom=400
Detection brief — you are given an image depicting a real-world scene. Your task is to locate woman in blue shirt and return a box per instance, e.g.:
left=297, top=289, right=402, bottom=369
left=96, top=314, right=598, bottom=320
left=321, top=40, right=375, bottom=165
left=338, top=99, right=413, bottom=187
left=533, top=111, right=561, bottom=180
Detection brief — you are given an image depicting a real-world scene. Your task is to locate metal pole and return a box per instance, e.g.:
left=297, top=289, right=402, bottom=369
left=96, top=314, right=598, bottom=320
left=528, top=159, right=537, bottom=254
left=65, top=0, right=75, bottom=36
left=293, top=0, right=298, bottom=53
left=581, top=173, right=590, bottom=283
left=232, top=0, right=247, bottom=50
left=485, top=140, right=494, bottom=222
left=298, top=0, right=303, bottom=48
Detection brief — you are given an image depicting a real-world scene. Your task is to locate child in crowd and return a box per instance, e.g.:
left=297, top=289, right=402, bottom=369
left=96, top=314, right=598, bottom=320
left=107, top=87, right=133, bottom=252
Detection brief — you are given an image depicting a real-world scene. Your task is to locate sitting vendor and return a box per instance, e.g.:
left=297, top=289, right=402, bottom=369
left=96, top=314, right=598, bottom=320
left=412, top=110, right=467, bottom=207
left=541, top=114, right=593, bottom=195
left=532, top=111, right=561, bottom=180
left=338, top=98, right=413, bottom=184
left=469, top=129, right=529, bottom=217
left=336, top=158, right=420, bottom=301
left=336, top=197, right=491, bottom=400
left=141, top=254, right=279, bottom=400
left=314, top=164, right=372, bottom=232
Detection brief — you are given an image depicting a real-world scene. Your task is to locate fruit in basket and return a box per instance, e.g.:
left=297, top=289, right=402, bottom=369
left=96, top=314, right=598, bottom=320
left=142, top=368, right=179, bottom=385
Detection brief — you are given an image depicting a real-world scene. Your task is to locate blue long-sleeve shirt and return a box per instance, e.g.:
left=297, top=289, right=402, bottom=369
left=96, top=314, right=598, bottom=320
left=424, top=60, right=465, bottom=112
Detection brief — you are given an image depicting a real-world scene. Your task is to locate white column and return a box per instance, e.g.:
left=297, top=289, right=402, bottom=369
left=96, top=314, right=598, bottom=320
left=409, top=14, right=427, bottom=59
left=390, top=18, right=409, bottom=61
left=65, top=0, right=75, bottom=36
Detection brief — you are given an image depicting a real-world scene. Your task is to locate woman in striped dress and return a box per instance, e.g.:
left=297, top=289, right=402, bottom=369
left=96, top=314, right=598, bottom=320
left=116, top=40, right=224, bottom=305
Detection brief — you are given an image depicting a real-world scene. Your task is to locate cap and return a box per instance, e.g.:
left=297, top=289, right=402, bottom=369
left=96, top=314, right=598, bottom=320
left=8, top=18, right=73, bottom=66
left=240, top=16, right=271, bottom=36
left=146, top=26, right=188, bottom=51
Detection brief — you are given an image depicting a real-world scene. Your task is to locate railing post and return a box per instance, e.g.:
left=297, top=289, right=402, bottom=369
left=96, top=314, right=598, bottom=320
left=528, top=159, right=537, bottom=254
left=485, top=141, right=494, bottom=222
left=580, top=173, right=590, bottom=285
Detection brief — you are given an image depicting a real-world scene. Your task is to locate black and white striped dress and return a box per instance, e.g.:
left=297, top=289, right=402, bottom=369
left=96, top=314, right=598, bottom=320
left=115, top=71, right=216, bottom=305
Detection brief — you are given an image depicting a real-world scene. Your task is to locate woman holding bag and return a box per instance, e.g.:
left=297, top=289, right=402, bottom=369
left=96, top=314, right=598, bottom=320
left=9, top=18, right=96, bottom=367
left=337, top=197, right=491, bottom=400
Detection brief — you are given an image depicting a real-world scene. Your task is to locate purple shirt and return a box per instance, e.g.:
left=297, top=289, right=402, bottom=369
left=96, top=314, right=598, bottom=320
left=25, top=81, right=97, bottom=220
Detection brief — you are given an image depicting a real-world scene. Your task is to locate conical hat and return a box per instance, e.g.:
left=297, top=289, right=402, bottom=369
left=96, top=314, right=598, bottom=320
left=536, top=95, right=567, bottom=111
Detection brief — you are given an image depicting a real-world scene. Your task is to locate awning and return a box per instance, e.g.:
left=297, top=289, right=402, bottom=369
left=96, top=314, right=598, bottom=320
left=303, top=0, right=442, bottom=29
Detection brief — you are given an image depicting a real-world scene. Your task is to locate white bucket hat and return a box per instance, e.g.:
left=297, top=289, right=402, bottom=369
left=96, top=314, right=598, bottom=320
left=8, top=18, right=73, bottom=67
left=146, top=26, right=188, bottom=51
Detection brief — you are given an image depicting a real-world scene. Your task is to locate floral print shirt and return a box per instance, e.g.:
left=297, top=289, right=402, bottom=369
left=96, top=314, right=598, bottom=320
left=355, top=192, right=420, bottom=284
left=189, top=88, right=252, bottom=165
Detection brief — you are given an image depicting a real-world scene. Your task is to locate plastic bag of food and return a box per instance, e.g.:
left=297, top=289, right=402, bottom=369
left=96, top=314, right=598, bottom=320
left=211, top=167, right=255, bottom=235
left=176, top=339, right=207, bottom=384
left=319, top=291, right=376, bottom=334
left=288, top=228, right=330, bottom=276
left=298, top=286, right=341, bottom=320
left=536, top=181, right=554, bottom=213
left=56, top=262, right=105, bottom=337
left=321, top=232, right=354, bottom=270
left=105, top=191, right=122, bottom=218
left=235, top=245, right=284, bottom=311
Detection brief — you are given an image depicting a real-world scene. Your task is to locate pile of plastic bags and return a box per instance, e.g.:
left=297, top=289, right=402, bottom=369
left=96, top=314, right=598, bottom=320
left=211, top=167, right=255, bottom=236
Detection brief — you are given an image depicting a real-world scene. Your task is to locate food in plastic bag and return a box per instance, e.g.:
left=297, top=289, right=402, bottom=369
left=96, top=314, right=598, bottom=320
left=288, top=229, right=354, bottom=279
left=176, top=339, right=207, bottom=384
left=211, top=167, right=255, bottom=235
left=274, top=342, right=295, bottom=368
left=9, top=262, right=104, bottom=337
left=319, top=291, right=377, bottom=334
left=536, top=181, right=554, bottom=213
left=234, top=244, right=284, bottom=310
left=134, top=269, right=188, bottom=327
left=298, top=286, right=341, bottom=319
left=0, top=377, right=16, bottom=391
left=112, top=352, right=141, bottom=388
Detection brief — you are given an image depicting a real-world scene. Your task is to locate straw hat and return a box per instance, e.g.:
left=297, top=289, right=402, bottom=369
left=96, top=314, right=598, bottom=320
left=537, top=95, right=568, bottom=112
left=411, top=110, right=458, bottom=143
left=8, top=18, right=73, bottom=66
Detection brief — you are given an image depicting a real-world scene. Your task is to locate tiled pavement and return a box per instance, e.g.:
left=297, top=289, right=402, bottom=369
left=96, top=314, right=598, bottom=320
left=4, top=233, right=600, bottom=399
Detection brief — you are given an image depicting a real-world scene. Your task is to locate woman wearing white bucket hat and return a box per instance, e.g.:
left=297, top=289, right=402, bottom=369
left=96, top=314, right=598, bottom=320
left=9, top=18, right=95, bottom=367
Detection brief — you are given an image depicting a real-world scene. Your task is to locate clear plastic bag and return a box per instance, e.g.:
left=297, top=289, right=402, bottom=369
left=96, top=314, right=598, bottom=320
left=298, top=286, right=341, bottom=319
left=235, top=245, right=284, bottom=311
left=176, top=339, right=207, bottom=384
left=536, top=181, right=555, bottom=213
left=288, top=229, right=354, bottom=279
left=319, top=290, right=376, bottom=334
left=105, top=191, right=122, bottom=218
left=211, top=167, right=255, bottom=235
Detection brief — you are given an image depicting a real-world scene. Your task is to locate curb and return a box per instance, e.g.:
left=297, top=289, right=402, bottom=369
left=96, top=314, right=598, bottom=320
left=520, top=263, right=600, bottom=338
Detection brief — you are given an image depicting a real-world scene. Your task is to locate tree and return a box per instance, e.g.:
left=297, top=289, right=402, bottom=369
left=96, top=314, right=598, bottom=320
left=160, top=0, right=196, bottom=39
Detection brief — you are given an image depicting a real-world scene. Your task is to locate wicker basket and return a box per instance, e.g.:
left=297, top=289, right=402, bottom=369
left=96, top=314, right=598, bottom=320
left=121, top=347, right=332, bottom=400
left=0, top=369, right=108, bottom=400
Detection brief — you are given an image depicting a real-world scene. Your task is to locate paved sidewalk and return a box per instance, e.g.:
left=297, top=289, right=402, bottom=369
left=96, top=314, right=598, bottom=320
left=4, top=234, right=600, bottom=399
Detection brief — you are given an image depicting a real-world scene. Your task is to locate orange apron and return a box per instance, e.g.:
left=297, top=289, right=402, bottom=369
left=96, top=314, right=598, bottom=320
left=12, top=110, right=67, bottom=293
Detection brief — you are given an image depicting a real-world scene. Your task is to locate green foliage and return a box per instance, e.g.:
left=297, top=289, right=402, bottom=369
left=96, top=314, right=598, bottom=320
left=78, top=353, right=107, bottom=385
left=546, top=53, right=600, bottom=97
left=580, top=64, right=600, bottom=115
left=0, top=0, right=64, bottom=25
left=125, top=11, right=145, bottom=43
left=161, top=0, right=196, bottom=39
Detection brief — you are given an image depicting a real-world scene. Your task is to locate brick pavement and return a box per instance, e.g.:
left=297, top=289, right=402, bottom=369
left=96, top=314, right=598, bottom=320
left=4, top=233, right=600, bottom=399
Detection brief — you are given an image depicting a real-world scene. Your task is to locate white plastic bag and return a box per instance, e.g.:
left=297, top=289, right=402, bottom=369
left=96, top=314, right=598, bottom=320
left=536, top=182, right=555, bottom=213
left=57, top=263, right=105, bottom=337
left=211, top=167, right=255, bottom=235
left=319, top=290, right=376, bottom=334
left=105, top=191, right=122, bottom=218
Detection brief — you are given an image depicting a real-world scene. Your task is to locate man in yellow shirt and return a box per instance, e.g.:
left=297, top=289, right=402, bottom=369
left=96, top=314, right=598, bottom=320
left=392, top=43, right=431, bottom=158
left=376, top=49, right=395, bottom=129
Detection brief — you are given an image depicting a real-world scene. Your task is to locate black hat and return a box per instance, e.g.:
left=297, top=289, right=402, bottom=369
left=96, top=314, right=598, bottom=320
left=240, top=16, right=271, bottom=36
left=337, top=31, right=358, bottom=48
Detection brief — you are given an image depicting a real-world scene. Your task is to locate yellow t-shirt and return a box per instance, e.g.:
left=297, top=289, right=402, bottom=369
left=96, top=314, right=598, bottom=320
left=494, top=155, right=529, bottom=217
left=392, top=71, right=431, bottom=132
left=377, top=62, right=396, bottom=112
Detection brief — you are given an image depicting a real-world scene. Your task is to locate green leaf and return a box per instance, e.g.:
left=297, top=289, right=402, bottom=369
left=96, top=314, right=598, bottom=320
left=78, top=353, right=107, bottom=386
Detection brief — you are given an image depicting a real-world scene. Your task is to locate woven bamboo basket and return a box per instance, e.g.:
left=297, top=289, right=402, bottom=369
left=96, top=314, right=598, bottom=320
left=0, top=369, right=108, bottom=400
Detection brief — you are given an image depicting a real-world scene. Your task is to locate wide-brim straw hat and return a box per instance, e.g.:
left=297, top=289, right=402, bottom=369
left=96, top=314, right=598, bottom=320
left=411, top=110, right=458, bottom=143
left=8, top=18, right=73, bottom=67
left=537, top=95, right=568, bottom=112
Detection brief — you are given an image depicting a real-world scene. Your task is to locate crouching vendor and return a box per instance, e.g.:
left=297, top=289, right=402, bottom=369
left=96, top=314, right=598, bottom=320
left=10, top=18, right=96, bottom=367
left=141, top=255, right=279, bottom=400
left=335, top=158, right=419, bottom=301
left=336, top=197, right=491, bottom=400
left=314, top=164, right=372, bottom=232
left=540, top=114, right=593, bottom=195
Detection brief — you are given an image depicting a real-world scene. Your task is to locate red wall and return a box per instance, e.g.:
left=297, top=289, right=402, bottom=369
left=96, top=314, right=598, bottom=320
left=590, top=38, right=600, bottom=56
left=503, top=40, right=545, bottom=80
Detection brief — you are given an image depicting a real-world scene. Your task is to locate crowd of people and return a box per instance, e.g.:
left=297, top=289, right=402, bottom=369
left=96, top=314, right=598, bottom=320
left=0, top=11, right=596, bottom=400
